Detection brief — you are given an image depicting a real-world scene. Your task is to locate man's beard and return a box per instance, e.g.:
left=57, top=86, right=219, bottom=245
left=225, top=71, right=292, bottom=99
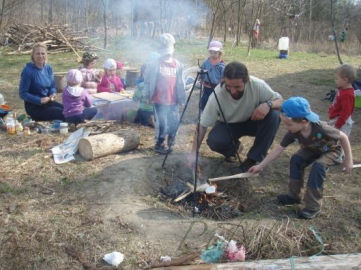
left=230, top=91, right=244, bottom=100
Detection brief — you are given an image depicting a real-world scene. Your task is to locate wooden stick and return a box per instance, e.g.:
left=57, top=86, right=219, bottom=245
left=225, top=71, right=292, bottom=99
left=174, top=191, right=192, bottom=202
left=57, top=29, right=81, bottom=61
left=353, top=164, right=361, bottom=169
left=209, top=172, right=259, bottom=182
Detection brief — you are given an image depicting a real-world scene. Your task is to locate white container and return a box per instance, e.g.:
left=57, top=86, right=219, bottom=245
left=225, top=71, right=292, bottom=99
left=278, top=37, right=289, bottom=51
left=0, top=93, right=4, bottom=105
left=59, top=122, right=68, bottom=134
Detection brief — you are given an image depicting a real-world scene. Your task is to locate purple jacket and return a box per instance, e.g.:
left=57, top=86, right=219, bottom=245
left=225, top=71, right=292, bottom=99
left=62, top=86, right=93, bottom=118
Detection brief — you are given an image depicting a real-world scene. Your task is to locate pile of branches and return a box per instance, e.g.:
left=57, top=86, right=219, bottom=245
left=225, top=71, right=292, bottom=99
left=3, top=24, right=98, bottom=54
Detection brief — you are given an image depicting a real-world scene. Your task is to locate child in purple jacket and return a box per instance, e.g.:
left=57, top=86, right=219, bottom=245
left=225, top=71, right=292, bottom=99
left=62, top=69, right=97, bottom=124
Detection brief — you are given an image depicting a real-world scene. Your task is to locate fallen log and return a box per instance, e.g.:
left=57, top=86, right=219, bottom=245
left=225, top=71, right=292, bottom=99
left=78, top=129, right=140, bottom=160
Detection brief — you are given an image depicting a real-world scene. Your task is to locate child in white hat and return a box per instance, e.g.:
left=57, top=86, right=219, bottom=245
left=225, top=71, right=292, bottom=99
left=62, top=69, right=97, bottom=124
left=144, top=33, right=185, bottom=154
left=97, top=58, right=124, bottom=93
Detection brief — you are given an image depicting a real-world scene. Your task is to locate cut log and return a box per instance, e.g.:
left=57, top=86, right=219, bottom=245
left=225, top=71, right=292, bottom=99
left=78, top=129, right=140, bottom=160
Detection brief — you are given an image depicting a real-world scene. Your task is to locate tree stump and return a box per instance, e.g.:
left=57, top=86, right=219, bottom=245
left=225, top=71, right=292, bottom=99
left=78, top=129, right=140, bottom=160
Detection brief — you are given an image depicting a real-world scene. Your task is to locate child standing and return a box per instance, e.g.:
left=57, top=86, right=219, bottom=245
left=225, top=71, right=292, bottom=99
left=248, top=97, right=353, bottom=219
left=97, top=59, right=124, bottom=93
left=79, top=52, right=101, bottom=94
left=62, top=69, right=97, bottom=124
left=133, top=64, right=155, bottom=127
left=144, top=33, right=185, bottom=154
left=200, top=40, right=225, bottom=110
left=328, top=64, right=356, bottom=137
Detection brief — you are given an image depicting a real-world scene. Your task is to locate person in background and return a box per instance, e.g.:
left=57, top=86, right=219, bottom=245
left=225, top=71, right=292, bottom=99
left=19, top=43, right=65, bottom=121
left=98, top=58, right=124, bottom=93
left=116, top=61, right=127, bottom=89
left=144, top=33, right=185, bottom=154
left=200, top=40, right=225, bottom=111
left=62, top=69, right=97, bottom=124
left=249, top=97, right=353, bottom=219
left=133, top=64, right=155, bottom=127
left=328, top=64, right=356, bottom=137
left=79, top=52, right=101, bottom=94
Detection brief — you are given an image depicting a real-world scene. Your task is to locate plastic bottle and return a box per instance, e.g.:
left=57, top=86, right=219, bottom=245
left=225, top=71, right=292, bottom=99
left=6, top=112, right=16, bottom=135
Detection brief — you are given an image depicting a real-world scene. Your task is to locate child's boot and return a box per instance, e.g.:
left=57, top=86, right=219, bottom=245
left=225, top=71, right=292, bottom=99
left=299, top=188, right=321, bottom=219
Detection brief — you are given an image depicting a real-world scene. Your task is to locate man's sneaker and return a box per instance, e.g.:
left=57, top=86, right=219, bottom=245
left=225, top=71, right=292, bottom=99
left=239, top=158, right=256, bottom=172
left=277, top=194, right=301, bottom=205
left=298, top=208, right=320, bottom=219
left=154, top=144, right=168, bottom=155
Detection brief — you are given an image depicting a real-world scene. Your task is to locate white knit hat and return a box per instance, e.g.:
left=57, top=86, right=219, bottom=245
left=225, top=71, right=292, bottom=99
left=103, top=58, right=117, bottom=70
left=159, top=33, right=175, bottom=56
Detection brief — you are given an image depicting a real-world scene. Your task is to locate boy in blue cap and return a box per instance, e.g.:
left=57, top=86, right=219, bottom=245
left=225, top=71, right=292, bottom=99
left=249, top=96, right=353, bottom=219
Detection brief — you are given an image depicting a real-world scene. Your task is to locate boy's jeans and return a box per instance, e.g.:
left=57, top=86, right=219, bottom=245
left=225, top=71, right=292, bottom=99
left=289, top=147, right=341, bottom=211
left=154, top=104, right=179, bottom=145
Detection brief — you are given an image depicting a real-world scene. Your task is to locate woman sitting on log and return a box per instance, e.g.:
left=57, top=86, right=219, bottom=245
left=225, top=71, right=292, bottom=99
left=19, top=43, right=65, bottom=121
left=79, top=52, right=102, bottom=94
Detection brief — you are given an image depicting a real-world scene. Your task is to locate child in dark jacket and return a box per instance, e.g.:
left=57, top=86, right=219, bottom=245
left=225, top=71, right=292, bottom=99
left=200, top=40, right=225, bottom=110
left=249, top=97, right=353, bottom=219
left=133, top=64, right=154, bottom=127
left=62, top=69, right=97, bottom=124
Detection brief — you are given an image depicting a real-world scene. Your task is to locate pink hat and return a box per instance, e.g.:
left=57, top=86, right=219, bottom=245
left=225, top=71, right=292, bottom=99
left=116, top=61, right=124, bottom=70
left=66, top=69, right=83, bottom=85
left=208, top=40, right=223, bottom=52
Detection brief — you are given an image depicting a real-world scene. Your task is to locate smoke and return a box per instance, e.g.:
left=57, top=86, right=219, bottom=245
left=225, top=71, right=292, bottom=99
left=106, top=0, right=208, bottom=66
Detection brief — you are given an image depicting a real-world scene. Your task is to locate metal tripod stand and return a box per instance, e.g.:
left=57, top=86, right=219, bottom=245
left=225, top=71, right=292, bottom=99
left=161, top=69, right=242, bottom=216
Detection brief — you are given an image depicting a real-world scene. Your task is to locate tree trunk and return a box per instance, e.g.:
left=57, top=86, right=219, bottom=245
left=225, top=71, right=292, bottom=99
left=41, top=0, right=44, bottom=23
left=308, top=0, right=312, bottom=41
left=79, top=130, right=140, bottom=160
left=48, top=0, right=53, bottom=24
left=236, top=0, right=241, bottom=46
left=0, top=0, right=6, bottom=30
left=102, top=0, right=107, bottom=49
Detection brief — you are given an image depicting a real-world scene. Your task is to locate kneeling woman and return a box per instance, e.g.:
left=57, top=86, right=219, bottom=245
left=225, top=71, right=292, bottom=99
left=19, top=43, right=64, bottom=121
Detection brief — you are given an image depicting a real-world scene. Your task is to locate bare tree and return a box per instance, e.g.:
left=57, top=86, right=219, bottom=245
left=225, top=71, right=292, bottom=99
left=102, top=0, right=108, bottom=49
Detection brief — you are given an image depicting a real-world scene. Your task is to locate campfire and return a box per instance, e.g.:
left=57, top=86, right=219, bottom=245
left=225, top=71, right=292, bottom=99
left=160, top=177, right=249, bottom=220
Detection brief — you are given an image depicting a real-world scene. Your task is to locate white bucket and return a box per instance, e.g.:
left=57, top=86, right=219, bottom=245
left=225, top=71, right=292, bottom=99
left=0, top=93, right=5, bottom=105
left=278, top=37, right=289, bottom=51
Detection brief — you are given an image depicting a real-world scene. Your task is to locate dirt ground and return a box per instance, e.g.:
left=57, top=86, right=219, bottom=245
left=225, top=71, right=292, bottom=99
left=0, top=48, right=361, bottom=269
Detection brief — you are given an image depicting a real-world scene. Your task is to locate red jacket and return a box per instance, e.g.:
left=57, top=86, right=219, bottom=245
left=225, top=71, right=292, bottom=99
left=328, top=88, right=355, bottom=128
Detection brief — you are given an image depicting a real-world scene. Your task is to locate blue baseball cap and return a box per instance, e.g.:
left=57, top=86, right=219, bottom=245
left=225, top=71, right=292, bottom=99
left=281, top=96, right=319, bottom=123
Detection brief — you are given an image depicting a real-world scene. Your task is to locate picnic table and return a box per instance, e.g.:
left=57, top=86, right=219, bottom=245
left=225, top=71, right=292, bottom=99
left=92, top=91, right=139, bottom=122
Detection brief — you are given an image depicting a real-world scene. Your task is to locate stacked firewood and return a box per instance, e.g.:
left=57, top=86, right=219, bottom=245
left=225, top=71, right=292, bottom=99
left=3, top=24, right=97, bottom=54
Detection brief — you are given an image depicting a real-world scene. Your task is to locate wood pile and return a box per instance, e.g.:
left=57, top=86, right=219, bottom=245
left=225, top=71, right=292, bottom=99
left=3, top=24, right=97, bottom=55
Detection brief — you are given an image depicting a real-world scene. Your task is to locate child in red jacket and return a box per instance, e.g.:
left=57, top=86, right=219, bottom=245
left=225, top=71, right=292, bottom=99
left=328, top=64, right=356, bottom=137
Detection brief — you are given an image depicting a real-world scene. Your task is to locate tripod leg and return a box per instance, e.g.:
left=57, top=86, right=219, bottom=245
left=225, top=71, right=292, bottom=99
left=192, top=76, right=204, bottom=217
left=161, top=72, right=201, bottom=168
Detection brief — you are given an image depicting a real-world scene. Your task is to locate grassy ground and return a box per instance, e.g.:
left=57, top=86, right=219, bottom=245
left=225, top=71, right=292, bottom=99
left=0, top=38, right=361, bottom=269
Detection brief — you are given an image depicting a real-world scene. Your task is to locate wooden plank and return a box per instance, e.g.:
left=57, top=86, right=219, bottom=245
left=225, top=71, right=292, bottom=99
left=152, top=253, right=361, bottom=270
left=209, top=172, right=258, bottom=182
left=92, top=92, right=127, bottom=102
